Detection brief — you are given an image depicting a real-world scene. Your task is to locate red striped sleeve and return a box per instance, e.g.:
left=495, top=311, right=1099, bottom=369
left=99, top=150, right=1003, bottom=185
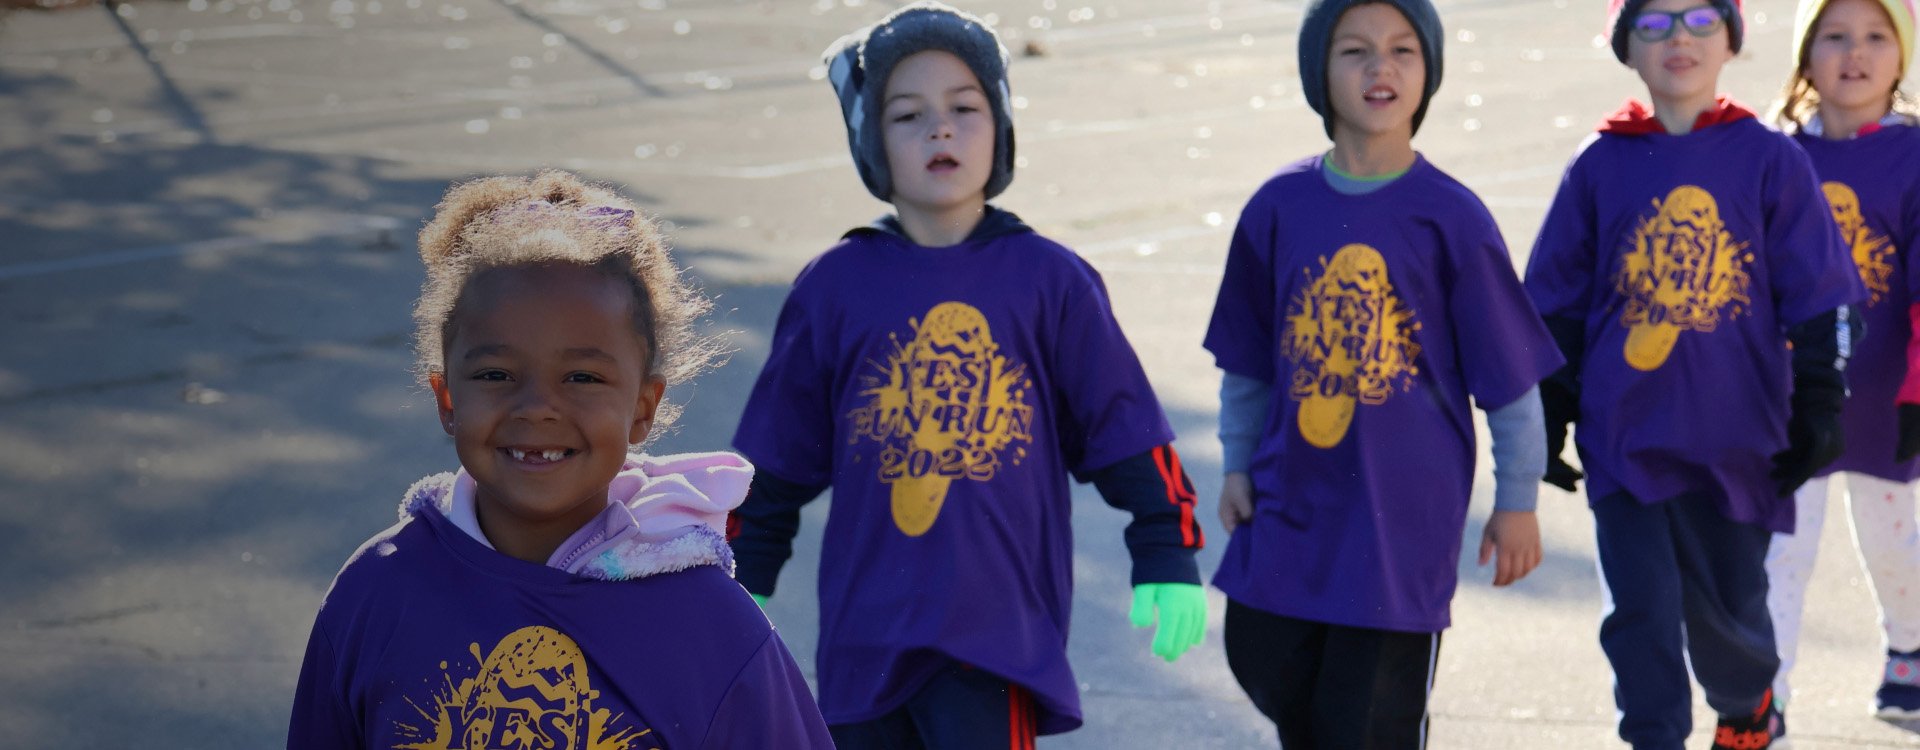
left=1152, top=445, right=1205, bottom=549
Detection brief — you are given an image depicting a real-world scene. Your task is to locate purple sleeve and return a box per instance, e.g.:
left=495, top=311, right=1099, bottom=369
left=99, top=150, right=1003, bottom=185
left=1908, top=173, right=1920, bottom=301
left=699, top=632, right=834, bottom=750
left=1053, top=265, right=1177, bottom=477
left=1203, top=196, right=1279, bottom=383
left=287, top=621, right=360, bottom=750
left=731, top=278, right=836, bottom=486
left=1904, top=173, right=1920, bottom=402
left=1524, top=148, right=1601, bottom=320
left=1766, top=140, right=1867, bottom=325
left=1450, top=207, right=1565, bottom=409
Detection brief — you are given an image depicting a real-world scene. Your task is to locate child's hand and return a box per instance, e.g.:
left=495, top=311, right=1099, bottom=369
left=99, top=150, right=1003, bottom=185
left=1771, top=404, right=1844, bottom=496
left=1129, top=583, right=1206, bottom=663
left=1543, top=456, right=1584, bottom=493
left=1477, top=510, right=1542, bottom=587
left=1219, top=472, right=1254, bottom=533
left=1541, top=382, right=1583, bottom=492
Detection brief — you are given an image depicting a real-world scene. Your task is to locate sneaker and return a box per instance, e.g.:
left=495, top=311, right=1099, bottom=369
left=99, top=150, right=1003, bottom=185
left=1876, top=649, right=1920, bottom=720
left=1713, top=688, right=1784, bottom=750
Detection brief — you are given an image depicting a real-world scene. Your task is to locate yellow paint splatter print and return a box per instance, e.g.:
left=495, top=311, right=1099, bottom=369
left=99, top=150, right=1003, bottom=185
left=1823, top=181, right=1896, bottom=308
left=1281, top=243, right=1422, bottom=449
left=1615, top=185, right=1754, bottom=371
left=391, top=626, right=652, bottom=750
left=845, top=302, right=1036, bottom=536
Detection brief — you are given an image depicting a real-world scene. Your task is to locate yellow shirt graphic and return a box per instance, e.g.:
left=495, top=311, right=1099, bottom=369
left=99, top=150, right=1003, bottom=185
left=1615, top=185, right=1755, bottom=371
left=1281, top=243, right=1422, bottom=449
left=1823, top=181, right=1896, bottom=308
left=845, top=302, right=1037, bottom=536
left=393, top=626, right=650, bottom=750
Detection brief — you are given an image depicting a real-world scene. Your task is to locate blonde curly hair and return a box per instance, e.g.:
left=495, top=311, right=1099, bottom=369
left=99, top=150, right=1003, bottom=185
left=413, top=170, right=718, bottom=437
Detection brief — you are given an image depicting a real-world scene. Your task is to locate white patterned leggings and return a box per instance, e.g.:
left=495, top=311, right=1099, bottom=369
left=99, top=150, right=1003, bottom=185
left=1766, top=473, right=1920, bottom=701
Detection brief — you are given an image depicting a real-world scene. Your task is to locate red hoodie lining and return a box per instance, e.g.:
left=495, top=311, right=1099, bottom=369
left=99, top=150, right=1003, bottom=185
left=1598, top=96, right=1757, bottom=135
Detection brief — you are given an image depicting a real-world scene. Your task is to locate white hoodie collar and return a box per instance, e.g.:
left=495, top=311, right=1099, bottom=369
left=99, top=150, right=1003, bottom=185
left=445, top=474, right=493, bottom=550
left=400, top=452, right=750, bottom=581
left=1801, top=110, right=1918, bottom=138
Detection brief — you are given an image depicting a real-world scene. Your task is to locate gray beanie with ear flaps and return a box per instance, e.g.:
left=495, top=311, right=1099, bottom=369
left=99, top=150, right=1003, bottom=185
left=822, top=2, right=1016, bottom=203
left=1297, top=0, right=1446, bottom=138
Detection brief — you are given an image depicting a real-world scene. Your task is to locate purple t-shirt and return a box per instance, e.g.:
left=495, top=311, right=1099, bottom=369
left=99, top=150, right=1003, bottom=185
left=1526, top=117, right=1866, bottom=532
left=1795, top=124, right=1920, bottom=482
left=1203, top=154, right=1562, bottom=633
left=731, top=223, right=1174, bottom=733
left=287, top=506, right=831, bottom=750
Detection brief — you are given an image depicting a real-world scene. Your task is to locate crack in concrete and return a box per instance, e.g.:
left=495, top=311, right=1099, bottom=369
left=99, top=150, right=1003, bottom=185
left=23, top=601, right=160, bottom=628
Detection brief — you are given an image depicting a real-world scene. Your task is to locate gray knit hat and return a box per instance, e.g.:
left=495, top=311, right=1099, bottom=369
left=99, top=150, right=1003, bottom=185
left=822, top=1, right=1016, bottom=202
left=1297, top=0, right=1445, bottom=137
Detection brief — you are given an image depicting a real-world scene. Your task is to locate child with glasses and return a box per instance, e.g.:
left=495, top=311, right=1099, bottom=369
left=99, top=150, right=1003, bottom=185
left=1525, top=1, right=1866, bottom=748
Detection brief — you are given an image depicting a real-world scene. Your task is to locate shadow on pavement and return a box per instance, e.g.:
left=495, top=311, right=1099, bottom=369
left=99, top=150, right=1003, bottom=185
left=0, top=128, right=795, bottom=745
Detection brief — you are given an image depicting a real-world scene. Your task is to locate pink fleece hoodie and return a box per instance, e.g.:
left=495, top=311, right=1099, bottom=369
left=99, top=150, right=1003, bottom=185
left=402, top=451, right=752, bottom=581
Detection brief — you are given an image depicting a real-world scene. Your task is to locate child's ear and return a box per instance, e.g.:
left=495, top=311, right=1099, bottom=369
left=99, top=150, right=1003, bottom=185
left=429, top=373, right=456, bottom=436
left=630, top=378, right=666, bottom=444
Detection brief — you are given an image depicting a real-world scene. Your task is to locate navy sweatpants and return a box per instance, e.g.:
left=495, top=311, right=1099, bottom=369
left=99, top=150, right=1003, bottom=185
left=1593, top=492, right=1779, bottom=749
left=828, top=662, right=1039, bottom=750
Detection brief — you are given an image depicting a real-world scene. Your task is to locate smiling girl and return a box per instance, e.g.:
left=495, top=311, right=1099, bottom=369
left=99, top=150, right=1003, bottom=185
left=287, top=171, right=832, bottom=749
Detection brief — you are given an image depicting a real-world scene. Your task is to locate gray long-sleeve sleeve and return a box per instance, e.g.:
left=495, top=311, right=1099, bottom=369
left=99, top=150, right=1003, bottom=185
left=1219, top=372, right=1272, bottom=474
left=1223, top=372, right=1545, bottom=512
left=1486, top=385, right=1547, bottom=512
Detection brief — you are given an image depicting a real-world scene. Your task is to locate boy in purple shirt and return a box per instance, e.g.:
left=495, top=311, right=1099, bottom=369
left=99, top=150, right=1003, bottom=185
left=726, top=3, right=1207, bottom=746
left=1526, top=1, right=1866, bottom=747
left=1204, top=0, right=1563, bottom=746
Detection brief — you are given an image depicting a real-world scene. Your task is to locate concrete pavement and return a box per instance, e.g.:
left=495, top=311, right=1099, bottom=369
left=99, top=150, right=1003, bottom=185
left=4, top=0, right=1919, bottom=746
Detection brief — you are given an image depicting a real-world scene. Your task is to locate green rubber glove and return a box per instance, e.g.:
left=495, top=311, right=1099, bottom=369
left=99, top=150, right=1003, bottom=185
left=1129, top=583, right=1206, bottom=663
left=750, top=593, right=768, bottom=608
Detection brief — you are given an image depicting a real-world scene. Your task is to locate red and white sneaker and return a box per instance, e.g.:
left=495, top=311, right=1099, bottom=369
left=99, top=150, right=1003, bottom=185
left=1712, top=688, right=1784, bottom=750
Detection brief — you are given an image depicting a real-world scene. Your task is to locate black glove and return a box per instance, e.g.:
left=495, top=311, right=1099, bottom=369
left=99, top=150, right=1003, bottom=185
left=1899, top=403, right=1920, bottom=463
left=1541, top=379, right=1584, bottom=492
left=1540, top=315, right=1586, bottom=493
left=1770, top=391, right=1846, bottom=496
left=1771, top=307, right=1856, bottom=496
